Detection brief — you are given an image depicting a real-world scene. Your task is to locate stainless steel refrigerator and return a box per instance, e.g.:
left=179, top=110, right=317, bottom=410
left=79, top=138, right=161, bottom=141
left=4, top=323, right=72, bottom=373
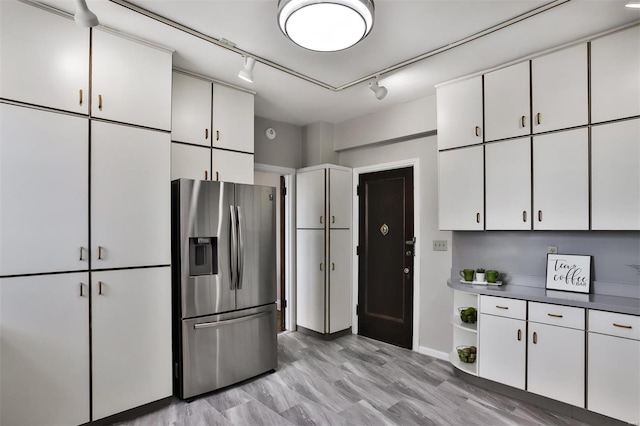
left=171, top=179, right=277, bottom=400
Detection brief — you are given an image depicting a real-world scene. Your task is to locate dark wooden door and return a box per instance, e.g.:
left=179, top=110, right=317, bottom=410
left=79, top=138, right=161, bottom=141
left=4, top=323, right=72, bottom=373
left=279, top=175, right=286, bottom=332
left=358, top=167, right=414, bottom=349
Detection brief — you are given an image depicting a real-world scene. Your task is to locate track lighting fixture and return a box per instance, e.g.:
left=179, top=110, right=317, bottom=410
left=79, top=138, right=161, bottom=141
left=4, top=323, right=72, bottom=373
left=73, top=0, right=99, bottom=27
left=368, top=77, right=387, bottom=100
left=277, top=0, right=375, bottom=52
left=238, top=56, right=256, bottom=83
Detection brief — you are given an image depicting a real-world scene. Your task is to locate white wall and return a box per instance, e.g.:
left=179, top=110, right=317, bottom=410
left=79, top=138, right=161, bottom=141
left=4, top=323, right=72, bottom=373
left=339, top=136, right=453, bottom=356
left=254, top=116, right=302, bottom=169
left=301, top=121, right=339, bottom=167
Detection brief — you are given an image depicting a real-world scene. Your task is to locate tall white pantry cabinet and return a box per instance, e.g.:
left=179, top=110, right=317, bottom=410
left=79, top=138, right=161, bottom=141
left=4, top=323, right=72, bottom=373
left=0, top=1, right=172, bottom=424
left=296, top=165, right=352, bottom=336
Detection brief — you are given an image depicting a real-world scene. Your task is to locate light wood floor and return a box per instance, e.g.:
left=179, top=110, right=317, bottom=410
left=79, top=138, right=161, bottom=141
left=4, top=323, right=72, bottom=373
left=114, top=331, right=592, bottom=425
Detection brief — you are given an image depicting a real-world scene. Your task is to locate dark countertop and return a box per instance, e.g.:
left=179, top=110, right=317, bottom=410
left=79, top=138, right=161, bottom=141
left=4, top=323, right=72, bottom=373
left=448, top=279, right=640, bottom=316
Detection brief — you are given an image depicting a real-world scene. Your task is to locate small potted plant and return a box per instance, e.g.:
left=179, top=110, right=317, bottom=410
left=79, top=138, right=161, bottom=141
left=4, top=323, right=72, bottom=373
left=476, top=268, right=486, bottom=282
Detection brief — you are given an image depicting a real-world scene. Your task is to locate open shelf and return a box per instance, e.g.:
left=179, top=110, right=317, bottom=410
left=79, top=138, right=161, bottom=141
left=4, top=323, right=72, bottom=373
left=451, top=315, right=478, bottom=333
left=449, top=350, right=478, bottom=376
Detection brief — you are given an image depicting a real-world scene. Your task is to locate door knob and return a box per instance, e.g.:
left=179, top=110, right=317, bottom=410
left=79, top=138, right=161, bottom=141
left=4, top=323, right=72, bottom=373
left=404, top=267, right=410, bottom=273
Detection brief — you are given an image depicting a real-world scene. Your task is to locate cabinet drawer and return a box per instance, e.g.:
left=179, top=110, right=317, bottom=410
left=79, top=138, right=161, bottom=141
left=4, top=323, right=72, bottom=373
left=480, top=295, right=526, bottom=320
left=529, top=302, right=584, bottom=330
left=589, top=310, right=640, bottom=340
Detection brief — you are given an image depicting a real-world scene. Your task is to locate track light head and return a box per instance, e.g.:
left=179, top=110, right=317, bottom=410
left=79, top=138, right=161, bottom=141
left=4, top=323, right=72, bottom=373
left=368, top=77, right=387, bottom=100
left=238, top=57, right=256, bottom=83
left=73, top=0, right=99, bottom=27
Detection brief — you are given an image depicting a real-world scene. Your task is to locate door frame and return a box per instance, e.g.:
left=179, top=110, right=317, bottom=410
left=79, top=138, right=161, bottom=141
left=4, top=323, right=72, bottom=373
left=254, top=163, right=296, bottom=331
left=351, top=158, right=421, bottom=351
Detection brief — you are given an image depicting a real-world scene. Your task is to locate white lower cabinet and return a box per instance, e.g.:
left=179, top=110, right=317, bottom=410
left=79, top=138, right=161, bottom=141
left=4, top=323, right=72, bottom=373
left=527, top=302, right=585, bottom=407
left=0, top=273, right=90, bottom=426
left=91, top=267, right=172, bottom=420
left=296, top=229, right=325, bottom=333
left=588, top=310, right=640, bottom=424
left=212, top=149, right=254, bottom=184
left=479, top=314, right=526, bottom=389
left=171, top=142, right=211, bottom=181
left=329, top=229, right=351, bottom=333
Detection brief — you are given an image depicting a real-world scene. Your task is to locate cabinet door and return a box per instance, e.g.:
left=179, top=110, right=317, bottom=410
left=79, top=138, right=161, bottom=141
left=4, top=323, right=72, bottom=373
left=592, top=119, right=640, bottom=230
left=297, top=169, right=326, bottom=229
left=92, top=267, right=172, bottom=421
left=484, top=61, right=530, bottom=141
left=532, top=44, right=587, bottom=133
left=91, top=121, right=171, bottom=268
left=0, top=273, right=90, bottom=426
left=296, top=229, right=325, bottom=333
left=329, top=168, right=352, bottom=229
left=478, top=314, right=525, bottom=389
left=171, top=72, right=212, bottom=146
left=533, top=128, right=588, bottom=230
left=0, top=104, right=88, bottom=276
left=212, top=149, right=254, bottom=184
left=528, top=323, right=585, bottom=407
left=485, top=138, right=531, bottom=230
left=437, top=76, right=484, bottom=150
left=438, top=146, right=484, bottom=230
left=588, top=333, right=640, bottom=424
left=329, top=229, right=351, bottom=333
left=92, top=29, right=172, bottom=130
left=0, top=1, right=89, bottom=114
left=171, top=143, right=211, bottom=181
left=212, top=84, right=254, bottom=153
left=591, top=26, right=640, bottom=123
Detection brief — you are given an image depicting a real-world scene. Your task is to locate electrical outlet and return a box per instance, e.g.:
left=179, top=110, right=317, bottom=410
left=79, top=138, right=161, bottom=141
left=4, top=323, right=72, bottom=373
left=433, top=240, right=448, bottom=251
left=547, top=246, right=558, bottom=254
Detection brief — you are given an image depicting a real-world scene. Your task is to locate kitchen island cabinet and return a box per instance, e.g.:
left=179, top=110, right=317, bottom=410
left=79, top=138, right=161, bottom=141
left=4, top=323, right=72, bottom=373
left=0, top=273, right=90, bottom=425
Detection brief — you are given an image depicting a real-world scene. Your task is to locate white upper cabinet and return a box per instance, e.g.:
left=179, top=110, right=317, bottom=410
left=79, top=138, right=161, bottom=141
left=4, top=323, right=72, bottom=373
left=0, top=273, right=90, bottom=426
left=0, top=1, right=89, bottom=114
left=533, top=128, right=589, bottom=230
left=591, top=26, right=640, bottom=124
left=212, top=84, right=255, bottom=153
left=329, top=168, right=352, bottom=229
left=485, top=138, right=531, bottom=230
left=591, top=119, right=640, bottom=230
left=171, top=143, right=211, bottom=181
left=438, top=145, right=484, bottom=230
left=484, top=61, right=530, bottom=142
left=437, top=76, right=484, bottom=150
left=0, top=104, right=88, bottom=276
left=532, top=44, right=588, bottom=133
left=91, top=121, right=171, bottom=268
left=212, top=149, right=254, bottom=185
left=92, top=29, right=172, bottom=130
left=91, top=267, right=172, bottom=421
left=171, top=72, right=212, bottom=146
left=297, top=168, right=326, bottom=229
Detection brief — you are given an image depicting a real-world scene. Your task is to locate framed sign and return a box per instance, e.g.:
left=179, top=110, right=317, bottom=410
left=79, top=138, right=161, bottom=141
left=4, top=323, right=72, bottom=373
left=545, top=254, right=591, bottom=293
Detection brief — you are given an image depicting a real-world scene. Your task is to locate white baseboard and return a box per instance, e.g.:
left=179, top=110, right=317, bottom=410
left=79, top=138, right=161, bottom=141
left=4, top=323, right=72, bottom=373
left=418, top=346, right=449, bottom=361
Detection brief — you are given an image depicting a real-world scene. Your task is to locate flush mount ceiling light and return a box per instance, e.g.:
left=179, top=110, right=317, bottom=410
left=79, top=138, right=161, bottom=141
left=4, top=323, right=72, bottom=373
left=238, top=56, right=256, bottom=83
left=368, top=76, right=387, bottom=100
left=277, top=0, right=375, bottom=52
left=73, top=0, right=99, bottom=27
left=625, top=2, right=640, bottom=8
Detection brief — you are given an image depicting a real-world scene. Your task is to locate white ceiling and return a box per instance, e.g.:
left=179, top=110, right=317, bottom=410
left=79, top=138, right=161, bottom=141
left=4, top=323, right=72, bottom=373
left=37, top=0, right=639, bottom=126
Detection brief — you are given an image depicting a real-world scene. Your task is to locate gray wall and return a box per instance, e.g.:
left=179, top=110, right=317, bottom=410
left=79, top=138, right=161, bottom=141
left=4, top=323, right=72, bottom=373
left=453, top=231, right=640, bottom=298
left=254, top=116, right=302, bottom=169
left=301, top=121, right=339, bottom=167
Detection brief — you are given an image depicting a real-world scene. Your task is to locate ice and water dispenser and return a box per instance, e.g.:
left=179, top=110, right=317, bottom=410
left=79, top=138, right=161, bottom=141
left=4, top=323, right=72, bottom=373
left=188, top=237, right=217, bottom=276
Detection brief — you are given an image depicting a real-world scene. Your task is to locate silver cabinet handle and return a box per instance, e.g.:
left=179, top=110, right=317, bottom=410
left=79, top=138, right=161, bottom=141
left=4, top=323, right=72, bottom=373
left=320, top=216, right=324, bottom=224
left=79, top=247, right=85, bottom=261
left=97, top=245, right=104, bottom=260
left=320, top=263, right=323, bottom=271
left=79, top=283, right=85, bottom=297
left=216, top=130, right=220, bottom=141
left=533, top=331, right=538, bottom=344
left=475, top=126, right=481, bottom=137
left=523, top=211, right=527, bottom=223
left=496, top=305, right=509, bottom=310
left=194, top=311, right=271, bottom=329
left=229, top=205, right=238, bottom=290
left=547, top=313, right=563, bottom=318
left=517, top=329, right=522, bottom=341
left=476, top=212, right=481, bottom=223
left=332, top=263, right=335, bottom=271
left=98, top=281, right=104, bottom=295
left=613, top=323, right=632, bottom=329
left=538, top=210, right=542, bottom=222
left=205, top=129, right=209, bottom=139
left=536, top=112, right=541, bottom=125
left=520, top=115, right=526, bottom=128
left=332, top=215, right=335, bottom=224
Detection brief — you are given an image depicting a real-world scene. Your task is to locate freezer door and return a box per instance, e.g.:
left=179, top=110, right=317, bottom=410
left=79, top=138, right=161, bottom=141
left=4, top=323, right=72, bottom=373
left=180, top=304, right=277, bottom=399
left=234, top=184, right=277, bottom=310
left=176, top=179, right=236, bottom=318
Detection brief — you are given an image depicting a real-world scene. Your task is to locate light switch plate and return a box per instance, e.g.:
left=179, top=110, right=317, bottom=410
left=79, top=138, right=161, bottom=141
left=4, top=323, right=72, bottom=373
left=433, top=240, right=448, bottom=251
left=547, top=245, right=558, bottom=254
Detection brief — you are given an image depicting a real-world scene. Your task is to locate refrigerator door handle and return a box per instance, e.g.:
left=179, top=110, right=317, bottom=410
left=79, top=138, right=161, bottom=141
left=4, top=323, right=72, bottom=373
left=237, top=206, right=244, bottom=290
left=193, top=310, right=271, bottom=329
left=229, top=205, right=238, bottom=290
